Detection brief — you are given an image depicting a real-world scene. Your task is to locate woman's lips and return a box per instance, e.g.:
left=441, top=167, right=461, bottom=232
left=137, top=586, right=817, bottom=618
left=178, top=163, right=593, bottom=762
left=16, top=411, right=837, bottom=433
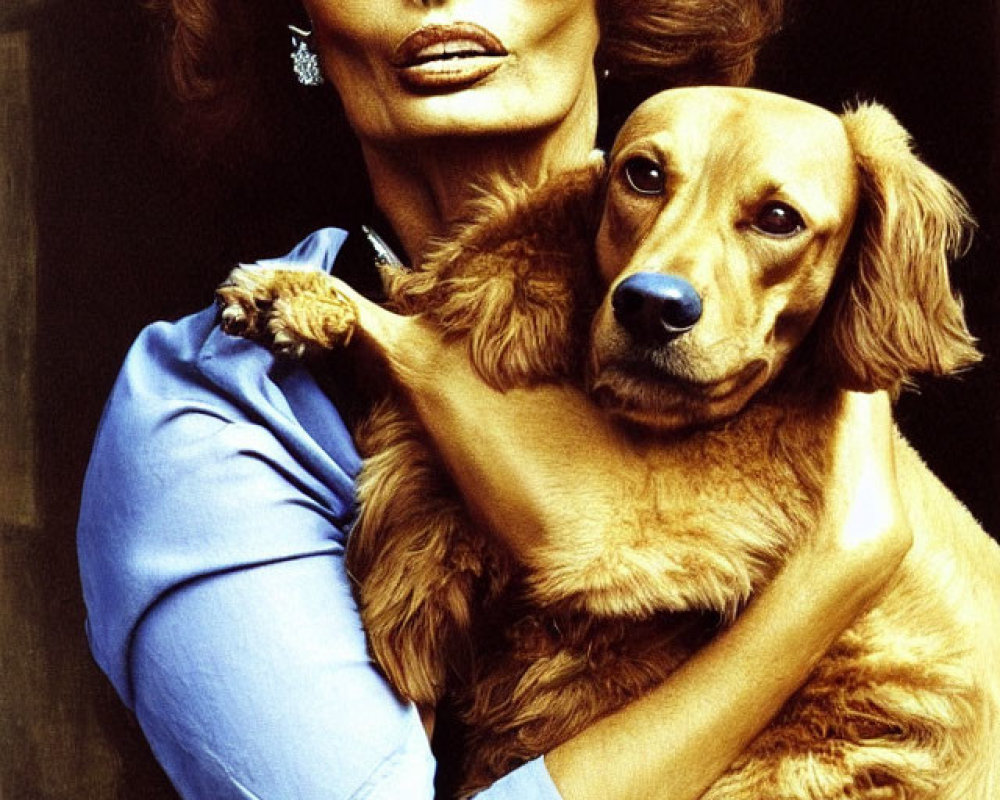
left=392, top=22, right=508, bottom=92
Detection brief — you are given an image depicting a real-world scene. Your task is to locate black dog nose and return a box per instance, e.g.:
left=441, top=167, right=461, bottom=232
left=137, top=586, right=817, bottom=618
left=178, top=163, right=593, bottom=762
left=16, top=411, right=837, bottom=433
left=612, top=272, right=703, bottom=342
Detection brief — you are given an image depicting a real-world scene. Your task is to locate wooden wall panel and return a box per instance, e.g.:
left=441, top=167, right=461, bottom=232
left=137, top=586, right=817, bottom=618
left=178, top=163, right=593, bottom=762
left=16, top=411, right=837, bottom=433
left=0, top=31, right=38, bottom=528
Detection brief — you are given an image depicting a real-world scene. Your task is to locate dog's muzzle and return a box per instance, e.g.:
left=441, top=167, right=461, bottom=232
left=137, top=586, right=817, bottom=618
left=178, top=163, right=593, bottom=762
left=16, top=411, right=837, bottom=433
left=612, top=272, right=703, bottom=345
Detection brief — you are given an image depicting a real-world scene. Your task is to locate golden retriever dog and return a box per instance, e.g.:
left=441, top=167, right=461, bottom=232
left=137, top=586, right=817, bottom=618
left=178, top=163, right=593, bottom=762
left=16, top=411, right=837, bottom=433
left=217, top=87, right=1000, bottom=799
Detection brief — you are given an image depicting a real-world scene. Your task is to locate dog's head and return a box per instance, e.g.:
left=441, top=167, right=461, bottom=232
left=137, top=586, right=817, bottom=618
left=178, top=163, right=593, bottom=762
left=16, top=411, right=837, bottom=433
left=588, top=87, right=979, bottom=430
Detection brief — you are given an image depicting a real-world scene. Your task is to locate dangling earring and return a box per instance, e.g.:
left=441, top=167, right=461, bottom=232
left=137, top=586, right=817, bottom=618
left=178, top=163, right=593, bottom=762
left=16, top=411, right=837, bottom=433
left=289, top=25, right=324, bottom=87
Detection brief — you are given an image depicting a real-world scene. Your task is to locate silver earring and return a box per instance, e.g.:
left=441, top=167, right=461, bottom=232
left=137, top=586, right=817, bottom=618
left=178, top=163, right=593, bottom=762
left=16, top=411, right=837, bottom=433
left=289, top=25, right=323, bottom=86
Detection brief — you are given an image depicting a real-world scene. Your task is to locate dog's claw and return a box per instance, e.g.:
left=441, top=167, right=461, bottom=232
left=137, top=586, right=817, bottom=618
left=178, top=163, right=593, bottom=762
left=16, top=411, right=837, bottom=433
left=272, top=328, right=308, bottom=360
left=216, top=267, right=276, bottom=340
left=219, top=304, right=248, bottom=335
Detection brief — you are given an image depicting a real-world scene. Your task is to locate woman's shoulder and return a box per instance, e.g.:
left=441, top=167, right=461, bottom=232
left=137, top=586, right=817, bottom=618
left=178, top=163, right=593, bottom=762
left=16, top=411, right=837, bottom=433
left=103, top=226, right=362, bottom=481
left=102, top=228, right=356, bottom=444
left=83, top=228, right=364, bottom=513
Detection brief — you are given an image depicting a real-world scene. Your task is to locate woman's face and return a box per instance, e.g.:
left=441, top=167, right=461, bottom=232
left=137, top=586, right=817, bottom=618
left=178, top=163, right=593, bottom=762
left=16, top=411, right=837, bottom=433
left=302, top=0, right=600, bottom=145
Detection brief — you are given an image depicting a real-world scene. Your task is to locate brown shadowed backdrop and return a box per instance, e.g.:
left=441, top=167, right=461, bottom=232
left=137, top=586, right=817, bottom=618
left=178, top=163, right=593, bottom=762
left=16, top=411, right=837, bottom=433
left=0, top=0, right=996, bottom=796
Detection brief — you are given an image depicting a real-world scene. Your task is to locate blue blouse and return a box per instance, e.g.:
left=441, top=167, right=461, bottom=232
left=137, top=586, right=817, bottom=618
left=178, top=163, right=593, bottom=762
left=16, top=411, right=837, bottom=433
left=77, top=229, right=561, bottom=799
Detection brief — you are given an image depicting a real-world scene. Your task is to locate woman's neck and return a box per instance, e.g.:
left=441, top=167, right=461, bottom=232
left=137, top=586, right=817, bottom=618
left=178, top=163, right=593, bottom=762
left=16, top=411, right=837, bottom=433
left=360, top=81, right=598, bottom=264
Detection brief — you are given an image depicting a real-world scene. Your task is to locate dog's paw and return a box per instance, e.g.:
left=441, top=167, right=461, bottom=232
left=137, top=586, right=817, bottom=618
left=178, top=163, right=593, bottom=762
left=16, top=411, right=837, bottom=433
left=264, top=295, right=356, bottom=358
left=216, top=266, right=280, bottom=339
left=217, top=266, right=360, bottom=358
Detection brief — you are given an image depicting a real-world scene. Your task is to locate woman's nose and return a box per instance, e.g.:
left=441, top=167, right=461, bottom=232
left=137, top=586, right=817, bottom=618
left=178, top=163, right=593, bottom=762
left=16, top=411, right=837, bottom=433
left=612, top=272, right=703, bottom=343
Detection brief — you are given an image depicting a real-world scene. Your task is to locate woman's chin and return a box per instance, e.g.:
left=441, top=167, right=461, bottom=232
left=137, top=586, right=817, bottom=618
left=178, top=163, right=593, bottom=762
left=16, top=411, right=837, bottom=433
left=347, top=71, right=593, bottom=146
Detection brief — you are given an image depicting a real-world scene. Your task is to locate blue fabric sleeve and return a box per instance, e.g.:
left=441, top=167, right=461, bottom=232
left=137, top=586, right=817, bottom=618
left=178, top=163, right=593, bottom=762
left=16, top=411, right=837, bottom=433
left=77, top=229, right=564, bottom=799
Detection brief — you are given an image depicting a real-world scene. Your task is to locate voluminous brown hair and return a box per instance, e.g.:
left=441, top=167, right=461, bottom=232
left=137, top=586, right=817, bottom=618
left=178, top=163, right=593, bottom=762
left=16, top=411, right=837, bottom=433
left=147, top=0, right=783, bottom=162
left=598, top=0, right=783, bottom=85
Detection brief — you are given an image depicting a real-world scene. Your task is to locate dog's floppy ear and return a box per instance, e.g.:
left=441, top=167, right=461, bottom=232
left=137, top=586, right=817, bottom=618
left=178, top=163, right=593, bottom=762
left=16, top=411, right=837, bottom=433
left=822, top=102, right=980, bottom=392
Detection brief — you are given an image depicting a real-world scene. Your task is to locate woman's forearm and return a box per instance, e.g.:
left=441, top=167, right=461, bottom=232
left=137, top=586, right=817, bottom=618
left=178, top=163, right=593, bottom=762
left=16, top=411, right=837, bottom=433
left=544, top=520, right=906, bottom=800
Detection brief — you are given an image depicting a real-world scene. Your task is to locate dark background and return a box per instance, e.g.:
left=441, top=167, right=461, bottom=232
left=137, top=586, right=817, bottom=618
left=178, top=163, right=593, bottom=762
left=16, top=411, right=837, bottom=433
left=1, top=1, right=996, bottom=796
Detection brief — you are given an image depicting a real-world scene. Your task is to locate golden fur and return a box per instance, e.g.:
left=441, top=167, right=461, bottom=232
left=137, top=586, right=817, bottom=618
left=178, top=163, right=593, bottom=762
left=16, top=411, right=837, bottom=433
left=217, top=87, right=1000, bottom=799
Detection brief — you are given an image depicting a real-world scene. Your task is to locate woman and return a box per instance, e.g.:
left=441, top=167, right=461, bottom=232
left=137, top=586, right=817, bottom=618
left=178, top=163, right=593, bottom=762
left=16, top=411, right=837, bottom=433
left=77, top=1, right=911, bottom=798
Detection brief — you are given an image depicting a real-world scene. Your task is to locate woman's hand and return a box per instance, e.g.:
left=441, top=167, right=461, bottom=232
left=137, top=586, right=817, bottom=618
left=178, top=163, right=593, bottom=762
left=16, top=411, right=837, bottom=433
left=804, top=390, right=913, bottom=595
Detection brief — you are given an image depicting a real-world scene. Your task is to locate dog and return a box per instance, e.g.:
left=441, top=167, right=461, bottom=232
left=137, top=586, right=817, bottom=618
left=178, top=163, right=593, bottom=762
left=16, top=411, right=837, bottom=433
left=217, top=87, right=1000, bottom=799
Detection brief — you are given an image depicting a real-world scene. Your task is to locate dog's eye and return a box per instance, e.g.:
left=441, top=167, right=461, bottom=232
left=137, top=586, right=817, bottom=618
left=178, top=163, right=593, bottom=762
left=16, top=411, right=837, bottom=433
left=622, top=157, right=666, bottom=196
left=754, top=203, right=805, bottom=237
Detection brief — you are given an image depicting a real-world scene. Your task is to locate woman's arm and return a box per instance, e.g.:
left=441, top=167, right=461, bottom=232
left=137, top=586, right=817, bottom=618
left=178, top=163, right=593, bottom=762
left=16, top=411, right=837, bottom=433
left=389, top=321, right=910, bottom=800
left=546, top=395, right=908, bottom=800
